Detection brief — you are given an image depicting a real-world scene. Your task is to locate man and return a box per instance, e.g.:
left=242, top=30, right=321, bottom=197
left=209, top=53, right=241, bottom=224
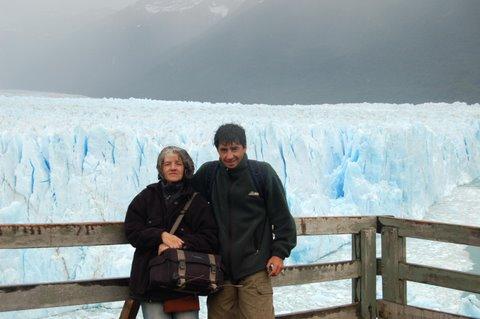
left=192, top=123, right=297, bottom=319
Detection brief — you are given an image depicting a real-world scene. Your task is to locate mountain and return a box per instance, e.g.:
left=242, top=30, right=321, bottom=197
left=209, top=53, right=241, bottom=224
left=122, top=0, right=480, bottom=104
left=1, top=0, right=479, bottom=103
left=0, top=0, right=254, bottom=97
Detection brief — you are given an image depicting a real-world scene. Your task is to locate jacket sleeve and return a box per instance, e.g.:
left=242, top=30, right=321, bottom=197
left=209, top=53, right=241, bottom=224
left=180, top=201, right=219, bottom=254
left=124, top=191, right=166, bottom=249
left=191, top=163, right=210, bottom=201
left=264, top=163, right=297, bottom=259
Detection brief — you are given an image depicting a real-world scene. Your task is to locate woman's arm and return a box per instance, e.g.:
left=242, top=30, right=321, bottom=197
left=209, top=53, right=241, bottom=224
left=124, top=191, right=166, bottom=249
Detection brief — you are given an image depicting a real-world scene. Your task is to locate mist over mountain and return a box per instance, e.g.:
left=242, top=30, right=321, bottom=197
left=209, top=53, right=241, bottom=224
left=1, top=0, right=479, bottom=104
left=0, top=0, right=248, bottom=96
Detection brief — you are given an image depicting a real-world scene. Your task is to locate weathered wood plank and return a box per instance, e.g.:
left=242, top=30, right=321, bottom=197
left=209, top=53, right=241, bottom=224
left=381, top=227, right=406, bottom=304
left=295, top=217, right=377, bottom=236
left=119, top=298, right=140, bottom=319
left=0, top=217, right=377, bottom=249
left=276, top=303, right=359, bottom=319
left=5, top=216, right=477, bottom=248
left=0, top=278, right=129, bottom=312
left=397, top=235, right=407, bottom=303
left=0, top=222, right=127, bottom=249
left=378, top=217, right=480, bottom=246
left=399, top=262, right=480, bottom=294
left=360, top=228, right=377, bottom=319
left=352, top=234, right=361, bottom=303
left=0, top=262, right=360, bottom=312
left=273, top=261, right=361, bottom=287
left=377, top=299, right=472, bottom=319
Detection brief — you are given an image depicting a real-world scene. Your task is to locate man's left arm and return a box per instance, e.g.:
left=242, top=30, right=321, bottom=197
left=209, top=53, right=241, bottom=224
left=263, top=163, right=297, bottom=276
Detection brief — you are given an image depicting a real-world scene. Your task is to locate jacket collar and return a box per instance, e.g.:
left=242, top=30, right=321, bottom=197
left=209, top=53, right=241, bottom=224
left=147, top=179, right=194, bottom=197
left=219, top=154, right=248, bottom=177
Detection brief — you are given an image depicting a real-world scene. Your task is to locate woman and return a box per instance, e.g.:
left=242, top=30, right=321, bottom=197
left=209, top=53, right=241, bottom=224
left=125, top=146, right=218, bottom=319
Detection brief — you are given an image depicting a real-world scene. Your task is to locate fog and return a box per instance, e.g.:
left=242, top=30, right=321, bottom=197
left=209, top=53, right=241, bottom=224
left=1, top=0, right=479, bottom=104
left=0, top=0, right=135, bottom=21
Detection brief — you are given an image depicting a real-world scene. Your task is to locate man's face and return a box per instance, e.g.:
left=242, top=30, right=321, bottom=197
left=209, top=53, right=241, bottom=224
left=217, top=142, right=247, bottom=169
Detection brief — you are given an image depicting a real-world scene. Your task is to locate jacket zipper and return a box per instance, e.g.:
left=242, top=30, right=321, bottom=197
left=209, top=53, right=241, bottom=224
left=227, top=179, right=234, bottom=276
left=254, top=215, right=268, bottom=255
left=254, top=225, right=260, bottom=254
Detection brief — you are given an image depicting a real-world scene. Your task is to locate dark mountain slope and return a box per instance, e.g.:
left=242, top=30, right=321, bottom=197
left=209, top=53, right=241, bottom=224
left=124, top=0, right=480, bottom=104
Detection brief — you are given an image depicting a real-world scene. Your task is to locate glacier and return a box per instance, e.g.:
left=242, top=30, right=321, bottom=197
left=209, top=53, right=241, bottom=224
left=1, top=96, right=480, bottom=318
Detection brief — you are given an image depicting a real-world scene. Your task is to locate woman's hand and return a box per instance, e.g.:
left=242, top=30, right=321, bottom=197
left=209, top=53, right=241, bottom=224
left=158, top=243, right=170, bottom=255
left=161, top=232, right=184, bottom=249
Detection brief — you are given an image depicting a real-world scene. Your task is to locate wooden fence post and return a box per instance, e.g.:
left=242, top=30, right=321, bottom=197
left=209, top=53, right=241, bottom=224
left=352, top=233, right=361, bottom=303
left=360, top=228, right=377, bottom=319
left=119, top=298, right=139, bottom=319
left=381, top=226, right=407, bottom=304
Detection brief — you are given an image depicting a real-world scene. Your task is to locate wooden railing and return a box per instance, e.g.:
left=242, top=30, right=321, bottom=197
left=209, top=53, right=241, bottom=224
left=0, top=216, right=479, bottom=318
left=377, top=217, right=480, bottom=319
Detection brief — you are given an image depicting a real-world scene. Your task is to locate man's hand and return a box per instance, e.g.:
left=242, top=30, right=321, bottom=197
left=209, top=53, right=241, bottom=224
left=266, top=256, right=284, bottom=276
left=161, top=232, right=184, bottom=249
left=158, top=243, right=169, bottom=255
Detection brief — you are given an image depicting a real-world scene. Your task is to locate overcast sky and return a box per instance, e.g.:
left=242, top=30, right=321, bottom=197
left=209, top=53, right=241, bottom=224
left=0, top=0, right=137, bottom=28
left=1, top=0, right=478, bottom=103
left=0, top=0, right=137, bottom=13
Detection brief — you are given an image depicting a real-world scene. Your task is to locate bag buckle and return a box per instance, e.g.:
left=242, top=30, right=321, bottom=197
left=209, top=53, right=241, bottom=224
left=211, top=264, right=217, bottom=274
left=179, top=260, right=186, bottom=269
left=178, top=277, right=186, bottom=287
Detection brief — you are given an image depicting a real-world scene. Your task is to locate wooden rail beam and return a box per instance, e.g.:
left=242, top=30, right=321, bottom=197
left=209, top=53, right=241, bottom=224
left=276, top=303, right=359, bottom=318
left=0, top=217, right=378, bottom=249
left=399, top=262, right=480, bottom=294
left=273, top=260, right=361, bottom=287
left=0, top=261, right=361, bottom=312
left=378, top=217, right=480, bottom=246
left=377, top=300, right=472, bottom=319
left=0, top=222, right=127, bottom=248
left=295, top=217, right=377, bottom=236
left=0, top=278, right=129, bottom=312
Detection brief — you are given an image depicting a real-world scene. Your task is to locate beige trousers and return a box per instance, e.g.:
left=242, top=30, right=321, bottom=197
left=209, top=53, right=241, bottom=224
left=207, top=270, right=274, bottom=319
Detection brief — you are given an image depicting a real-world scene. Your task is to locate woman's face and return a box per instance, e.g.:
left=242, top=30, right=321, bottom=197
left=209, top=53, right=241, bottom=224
left=162, top=153, right=185, bottom=183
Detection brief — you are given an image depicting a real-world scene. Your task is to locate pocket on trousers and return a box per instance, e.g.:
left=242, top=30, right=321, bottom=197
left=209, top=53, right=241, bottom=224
left=255, top=281, right=273, bottom=295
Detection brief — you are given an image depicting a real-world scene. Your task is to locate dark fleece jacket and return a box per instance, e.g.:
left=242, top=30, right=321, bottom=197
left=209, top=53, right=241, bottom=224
left=124, top=181, right=218, bottom=301
left=192, top=155, right=297, bottom=282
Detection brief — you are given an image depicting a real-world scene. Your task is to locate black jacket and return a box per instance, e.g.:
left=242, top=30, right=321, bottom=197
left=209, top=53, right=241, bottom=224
left=192, top=156, right=297, bottom=282
left=124, top=181, right=218, bottom=301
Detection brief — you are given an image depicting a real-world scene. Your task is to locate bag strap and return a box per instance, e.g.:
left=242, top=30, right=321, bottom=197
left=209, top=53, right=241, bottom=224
left=177, top=249, right=187, bottom=287
left=168, top=193, right=196, bottom=289
left=208, top=254, right=218, bottom=291
left=205, top=161, right=219, bottom=203
left=205, top=160, right=267, bottom=202
left=169, top=192, right=198, bottom=235
left=247, top=159, right=268, bottom=199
